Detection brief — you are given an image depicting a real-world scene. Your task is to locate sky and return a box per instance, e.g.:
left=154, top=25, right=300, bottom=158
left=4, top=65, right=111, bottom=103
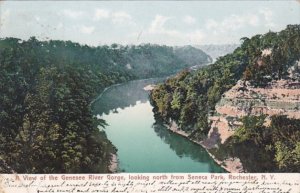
left=0, top=1, right=299, bottom=46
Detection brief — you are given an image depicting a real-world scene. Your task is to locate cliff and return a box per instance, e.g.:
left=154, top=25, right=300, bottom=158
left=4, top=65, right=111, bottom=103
left=208, top=80, right=300, bottom=142
left=150, top=25, right=300, bottom=172
left=202, top=62, right=300, bottom=172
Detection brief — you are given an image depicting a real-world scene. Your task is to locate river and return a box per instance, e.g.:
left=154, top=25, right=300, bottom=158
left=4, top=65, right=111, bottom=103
left=92, top=78, right=225, bottom=173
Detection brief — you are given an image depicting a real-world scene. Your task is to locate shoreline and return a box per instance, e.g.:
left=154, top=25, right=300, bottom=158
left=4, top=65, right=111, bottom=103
left=95, top=75, right=235, bottom=174
left=164, top=122, right=244, bottom=173
left=93, top=77, right=166, bottom=174
left=90, top=76, right=167, bottom=106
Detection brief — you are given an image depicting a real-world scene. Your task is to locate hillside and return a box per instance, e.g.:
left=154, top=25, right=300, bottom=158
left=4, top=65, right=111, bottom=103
left=174, top=45, right=213, bottom=68
left=150, top=25, right=300, bottom=172
left=0, top=37, right=209, bottom=173
left=195, top=44, right=239, bottom=62
left=206, top=74, right=300, bottom=172
left=125, top=44, right=211, bottom=77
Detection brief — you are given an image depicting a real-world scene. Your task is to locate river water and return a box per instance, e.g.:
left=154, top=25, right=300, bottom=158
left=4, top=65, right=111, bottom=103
left=92, top=78, right=224, bottom=173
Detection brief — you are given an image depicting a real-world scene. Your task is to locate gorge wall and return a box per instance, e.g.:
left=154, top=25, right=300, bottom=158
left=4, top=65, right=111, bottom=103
left=200, top=62, right=300, bottom=172
left=207, top=62, right=300, bottom=146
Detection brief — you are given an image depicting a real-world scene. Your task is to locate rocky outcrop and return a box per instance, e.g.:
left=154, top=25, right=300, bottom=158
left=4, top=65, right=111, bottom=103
left=164, top=75, right=300, bottom=172
left=164, top=120, right=244, bottom=173
left=209, top=78, right=300, bottom=143
left=203, top=64, right=300, bottom=172
left=108, top=153, right=118, bottom=173
left=163, top=77, right=300, bottom=173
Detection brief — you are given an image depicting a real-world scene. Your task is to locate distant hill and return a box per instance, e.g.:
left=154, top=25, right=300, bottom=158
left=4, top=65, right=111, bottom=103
left=195, top=44, right=239, bottom=62
left=174, top=45, right=212, bottom=67
left=0, top=38, right=212, bottom=173
left=124, top=44, right=211, bottom=78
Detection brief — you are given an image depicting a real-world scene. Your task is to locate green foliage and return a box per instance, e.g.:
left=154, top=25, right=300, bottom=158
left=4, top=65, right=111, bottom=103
left=223, top=115, right=300, bottom=172
left=0, top=37, right=206, bottom=173
left=150, top=25, right=300, bottom=141
left=174, top=45, right=213, bottom=66
left=233, top=115, right=266, bottom=144
left=242, top=25, right=300, bottom=85
left=124, top=44, right=211, bottom=78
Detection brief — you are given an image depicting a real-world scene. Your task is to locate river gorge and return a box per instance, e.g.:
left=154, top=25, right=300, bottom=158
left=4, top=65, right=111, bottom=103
left=92, top=79, right=225, bottom=173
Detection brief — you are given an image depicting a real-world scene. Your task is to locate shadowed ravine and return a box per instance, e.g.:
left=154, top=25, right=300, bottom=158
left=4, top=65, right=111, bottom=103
left=92, top=78, right=225, bottom=173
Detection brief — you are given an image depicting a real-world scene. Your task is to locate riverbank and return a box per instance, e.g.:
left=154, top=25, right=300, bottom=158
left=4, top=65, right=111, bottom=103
left=91, top=77, right=167, bottom=106
left=93, top=78, right=165, bottom=173
left=165, top=121, right=244, bottom=173
left=93, top=77, right=226, bottom=172
left=94, top=76, right=228, bottom=173
left=143, top=84, right=156, bottom=91
left=90, top=83, right=123, bottom=105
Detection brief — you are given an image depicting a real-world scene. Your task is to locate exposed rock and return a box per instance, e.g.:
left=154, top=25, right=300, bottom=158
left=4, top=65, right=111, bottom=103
left=208, top=78, right=300, bottom=143
left=261, top=48, right=272, bottom=57
left=143, top=84, right=156, bottom=91
left=288, top=60, right=300, bottom=80
left=203, top=74, right=300, bottom=172
left=165, top=120, right=243, bottom=173
left=108, top=153, right=118, bottom=173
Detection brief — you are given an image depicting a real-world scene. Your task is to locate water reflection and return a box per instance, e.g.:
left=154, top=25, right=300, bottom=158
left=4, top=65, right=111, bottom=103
left=92, top=78, right=224, bottom=172
left=152, top=123, right=225, bottom=172
left=92, top=78, right=163, bottom=115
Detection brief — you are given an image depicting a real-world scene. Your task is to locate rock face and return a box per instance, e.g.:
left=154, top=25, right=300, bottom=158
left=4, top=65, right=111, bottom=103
left=165, top=76, right=300, bottom=173
left=205, top=58, right=300, bottom=148
left=201, top=66, right=300, bottom=172
left=207, top=78, right=300, bottom=145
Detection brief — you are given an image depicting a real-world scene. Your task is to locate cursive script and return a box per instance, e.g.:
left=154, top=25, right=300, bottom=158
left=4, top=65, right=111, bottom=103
left=0, top=174, right=299, bottom=193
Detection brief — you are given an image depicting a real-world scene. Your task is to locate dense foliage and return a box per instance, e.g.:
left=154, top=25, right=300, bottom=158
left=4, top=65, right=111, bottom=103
left=214, top=115, right=300, bottom=172
left=242, top=25, right=300, bottom=85
left=150, top=25, right=300, bottom=139
left=123, top=44, right=211, bottom=78
left=0, top=37, right=130, bottom=173
left=0, top=37, right=209, bottom=173
left=150, top=25, right=300, bottom=172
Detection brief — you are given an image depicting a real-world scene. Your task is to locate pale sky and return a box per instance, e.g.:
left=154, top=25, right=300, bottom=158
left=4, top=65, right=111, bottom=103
left=0, top=1, right=299, bottom=46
